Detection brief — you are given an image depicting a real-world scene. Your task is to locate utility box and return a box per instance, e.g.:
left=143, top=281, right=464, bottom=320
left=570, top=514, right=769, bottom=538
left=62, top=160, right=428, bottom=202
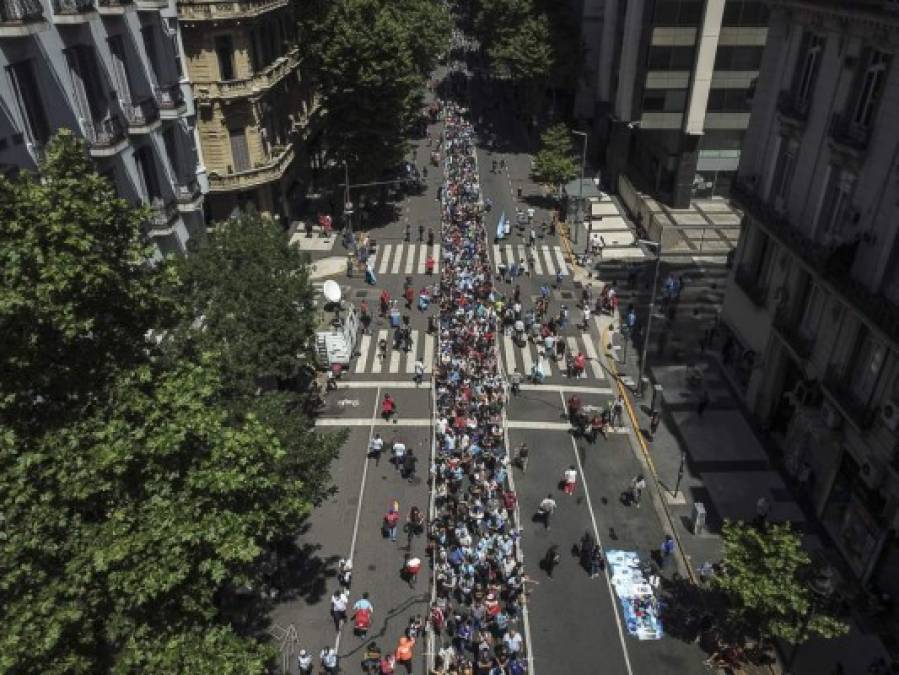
left=692, top=502, right=706, bottom=535
left=652, top=384, right=664, bottom=412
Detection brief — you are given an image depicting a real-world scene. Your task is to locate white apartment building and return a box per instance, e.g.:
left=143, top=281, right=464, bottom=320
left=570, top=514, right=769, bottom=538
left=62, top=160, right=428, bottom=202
left=723, top=0, right=899, bottom=592
left=0, top=0, right=206, bottom=255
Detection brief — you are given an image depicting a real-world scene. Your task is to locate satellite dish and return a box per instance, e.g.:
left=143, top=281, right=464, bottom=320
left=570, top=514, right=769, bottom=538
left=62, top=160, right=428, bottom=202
left=322, top=280, right=342, bottom=304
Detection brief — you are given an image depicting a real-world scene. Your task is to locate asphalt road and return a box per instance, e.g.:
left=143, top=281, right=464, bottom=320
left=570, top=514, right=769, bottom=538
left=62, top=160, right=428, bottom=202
left=271, top=55, right=707, bottom=675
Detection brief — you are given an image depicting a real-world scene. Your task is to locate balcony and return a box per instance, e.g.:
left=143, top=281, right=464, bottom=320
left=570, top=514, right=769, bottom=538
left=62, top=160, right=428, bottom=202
left=207, top=143, right=294, bottom=193
left=147, top=196, right=178, bottom=228
left=177, top=0, right=288, bottom=21
left=155, top=83, right=186, bottom=119
left=83, top=116, right=129, bottom=157
left=734, top=264, right=768, bottom=307
left=732, top=178, right=899, bottom=344
left=122, top=96, right=160, bottom=134
left=135, top=0, right=166, bottom=9
left=777, top=90, right=810, bottom=126
left=193, top=49, right=299, bottom=101
left=174, top=177, right=203, bottom=212
left=95, top=0, right=132, bottom=14
left=772, top=307, right=813, bottom=362
left=51, top=0, right=94, bottom=22
left=0, top=0, right=46, bottom=36
left=823, top=365, right=877, bottom=431
left=828, top=113, right=871, bottom=155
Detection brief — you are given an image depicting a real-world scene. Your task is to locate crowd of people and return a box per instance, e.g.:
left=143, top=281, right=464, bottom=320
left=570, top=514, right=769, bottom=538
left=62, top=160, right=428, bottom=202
left=423, top=94, right=529, bottom=675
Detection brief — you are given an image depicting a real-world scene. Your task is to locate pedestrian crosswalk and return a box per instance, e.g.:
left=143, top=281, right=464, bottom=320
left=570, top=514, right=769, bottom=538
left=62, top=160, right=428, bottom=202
left=499, top=332, right=605, bottom=381
left=368, top=243, right=441, bottom=276
left=353, top=329, right=436, bottom=375
left=492, top=244, right=569, bottom=277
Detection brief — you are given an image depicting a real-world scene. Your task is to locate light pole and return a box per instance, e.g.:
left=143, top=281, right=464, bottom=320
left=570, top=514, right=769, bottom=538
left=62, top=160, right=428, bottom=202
left=343, top=161, right=353, bottom=236
left=573, top=130, right=587, bottom=246
left=785, top=565, right=835, bottom=674
left=637, top=238, right=662, bottom=395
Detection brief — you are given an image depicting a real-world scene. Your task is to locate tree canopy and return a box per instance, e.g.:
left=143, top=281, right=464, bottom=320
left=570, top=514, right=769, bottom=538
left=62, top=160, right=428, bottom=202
left=530, top=122, right=579, bottom=192
left=0, top=129, right=170, bottom=433
left=713, top=521, right=848, bottom=645
left=0, top=133, right=341, bottom=672
left=167, top=211, right=316, bottom=398
left=310, top=0, right=450, bottom=179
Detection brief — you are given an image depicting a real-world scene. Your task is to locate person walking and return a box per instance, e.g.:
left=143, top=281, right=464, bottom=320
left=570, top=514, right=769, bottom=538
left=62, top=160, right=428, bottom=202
left=369, top=433, right=384, bottom=464
left=402, top=447, right=417, bottom=482
left=395, top=634, right=416, bottom=674
left=510, top=368, right=522, bottom=396
left=414, top=358, right=424, bottom=385
left=330, top=588, right=349, bottom=631
left=649, top=410, right=661, bottom=441
left=660, top=534, right=675, bottom=569
left=589, top=545, right=605, bottom=579
left=562, top=466, right=577, bottom=495
left=403, top=553, right=422, bottom=587
left=542, top=545, right=560, bottom=578
left=384, top=504, right=401, bottom=542
left=697, top=389, right=710, bottom=417
left=337, top=557, right=353, bottom=589
left=320, top=646, right=339, bottom=674
left=630, top=474, right=646, bottom=508
left=297, top=649, right=313, bottom=674
left=612, top=395, right=624, bottom=428
left=538, top=494, right=556, bottom=529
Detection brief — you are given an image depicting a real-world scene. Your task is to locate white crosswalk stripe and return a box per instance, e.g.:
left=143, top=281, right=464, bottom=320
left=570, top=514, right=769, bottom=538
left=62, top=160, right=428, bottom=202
left=581, top=333, right=604, bottom=379
left=371, top=243, right=442, bottom=276
left=352, top=329, right=435, bottom=375
left=498, top=333, right=609, bottom=382
left=491, top=244, right=569, bottom=276
left=542, top=246, right=557, bottom=275
left=378, top=244, right=393, bottom=275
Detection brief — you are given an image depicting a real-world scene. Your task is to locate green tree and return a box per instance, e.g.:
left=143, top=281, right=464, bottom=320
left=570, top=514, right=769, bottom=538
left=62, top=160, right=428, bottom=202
left=314, top=0, right=448, bottom=179
left=713, top=521, right=848, bottom=646
left=0, top=130, right=170, bottom=433
left=488, top=12, right=553, bottom=83
left=530, top=123, right=579, bottom=194
left=0, top=358, right=342, bottom=673
left=168, top=211, right=316, bottom=398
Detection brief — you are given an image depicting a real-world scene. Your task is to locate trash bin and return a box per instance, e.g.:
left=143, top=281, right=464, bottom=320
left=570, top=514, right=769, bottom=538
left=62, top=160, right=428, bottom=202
left=692, top=502, right=706, bottom=535
left=651, top=384, right=664, bottom=412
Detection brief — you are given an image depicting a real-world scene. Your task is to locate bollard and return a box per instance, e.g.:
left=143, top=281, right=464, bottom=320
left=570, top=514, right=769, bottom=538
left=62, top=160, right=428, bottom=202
left=651, top=384, right=663, bottom=412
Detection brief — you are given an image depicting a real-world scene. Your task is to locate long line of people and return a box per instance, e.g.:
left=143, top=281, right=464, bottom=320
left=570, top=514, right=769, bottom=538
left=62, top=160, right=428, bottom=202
left=425, top=98, right=529, bottom=675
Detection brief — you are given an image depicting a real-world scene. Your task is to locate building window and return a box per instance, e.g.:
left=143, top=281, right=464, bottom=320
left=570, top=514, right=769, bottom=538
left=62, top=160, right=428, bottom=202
left=848, top=330, right=885, bottom=404
left=706, top=88, right=753, bottom=112
left=642, top=88, right=687, bottom=113
left=647, top=45, right=696, bottom=70
left=817, top=168, right=856, bottom=238
left=108, top=35, right=136, bottom=105
left=168, top=19, right=183, bottom=80
left=141, top=26, right=160, bottom=87
left=799, top=283, right=824, bottom=340
left=65, top=45, right=109, bottom=124
left=770, top=137, right=797, bottom=207
left=653, top=0, right=703, bottom=26
left=6, top=60, right=50, bottom=147
left=852, top=49, right=890, bottom=130
left=722, top=0, right=769, bottom=26
left=215, top=34, right=235, bottom=81
left=794, top=33, right=825, bottom=109
left=714, top=45, right=765, bottom=71
left=134, top=147, right=161, bottom=200
left=228, top=127, right=250, bottom=172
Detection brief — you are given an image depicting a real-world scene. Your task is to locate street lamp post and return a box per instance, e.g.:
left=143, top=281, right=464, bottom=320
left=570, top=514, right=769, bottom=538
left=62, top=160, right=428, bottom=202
left=573, top=130, right=587, bottom=247
left=672, top=451, right=686, bottom=497
left=637, top=238, right=662, bottom=395
left=785, top=566, right=835, bottom=674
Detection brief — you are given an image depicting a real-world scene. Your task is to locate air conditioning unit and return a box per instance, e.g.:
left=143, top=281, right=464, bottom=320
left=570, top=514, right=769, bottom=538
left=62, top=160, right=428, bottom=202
left=823, top=400, right=843, bottom=430
left=881, top=399, right=899, bottom=431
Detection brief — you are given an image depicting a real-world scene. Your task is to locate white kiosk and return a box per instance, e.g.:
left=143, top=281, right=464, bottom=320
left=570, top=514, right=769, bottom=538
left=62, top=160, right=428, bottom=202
left=314, top=280, right=359, bottom=367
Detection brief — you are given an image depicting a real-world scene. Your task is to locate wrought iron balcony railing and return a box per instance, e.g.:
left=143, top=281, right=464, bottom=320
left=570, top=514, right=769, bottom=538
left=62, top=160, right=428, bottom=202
left=155, top=82, right=185, bottom=114
left=83, top=115, right=127, bottom=153
left=777, top=90, right=810, bottom=124
left=121, top=96, right=160, bottom=130
left=0, top=0, right=43, bottom=22
left=734, top=264, right=768, bottom=307
left=829, top=113, right=871, bottom=153
left=823, top=365, right=876, bottom=430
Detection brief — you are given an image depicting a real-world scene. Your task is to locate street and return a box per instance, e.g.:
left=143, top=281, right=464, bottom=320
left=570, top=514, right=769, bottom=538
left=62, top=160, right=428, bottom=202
left=272, top=45, right=707, bottom=675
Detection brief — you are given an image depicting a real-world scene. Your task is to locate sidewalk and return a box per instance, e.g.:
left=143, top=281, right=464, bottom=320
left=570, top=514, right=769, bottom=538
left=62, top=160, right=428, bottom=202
left=589, top=272, right=893, bottom=675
